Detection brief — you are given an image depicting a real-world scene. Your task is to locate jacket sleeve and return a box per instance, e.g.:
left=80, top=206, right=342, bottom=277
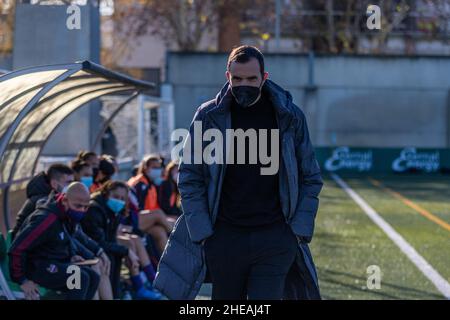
left=74, top=226, right=104, bottom=257
left=178, top=107, right=214, bottom=243
left=72, top=237, right=95, bottom=260
left=290, top=106, right=323, bottom=242
left=11, top=197, right=42, bottom=239
left=158, top=181, right=180, bottom=216
left=8, top=211, right=58, bottom=284
left=82, top=207, right=129, bottom=257
left=133, top=182, right=147, bottom=211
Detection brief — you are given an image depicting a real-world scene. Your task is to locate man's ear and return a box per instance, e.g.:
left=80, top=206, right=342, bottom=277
left=61, top=196, right=69, bottom=210
left=263, top=71, right=269, bottom=81
left=225, top=71, right=231, bottom=82
left=49, top=179, right=57, bottom=191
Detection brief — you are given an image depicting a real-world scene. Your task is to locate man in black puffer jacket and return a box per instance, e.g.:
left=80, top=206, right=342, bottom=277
left=12, top=164, right=74, bottom=239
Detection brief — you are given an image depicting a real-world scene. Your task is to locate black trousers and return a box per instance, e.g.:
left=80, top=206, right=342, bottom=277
left=31, top=261, right=100, bottom=300
left=108, top=254, right=123, bottom=299
left=204, top=219, right=298, bottom=300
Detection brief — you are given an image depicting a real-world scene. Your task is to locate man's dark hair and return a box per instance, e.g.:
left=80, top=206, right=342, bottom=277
left=227, top=45, right=265, bottom=76
left=98, top=157, right=116, bottom=176
left=98, top=180, right=129, bottom=199
left=70, top=159, right=90, bottom=174
left=138, top=154, right=162, bottom=176
left=46, top=163, right=73, bottom=181
left=76, top=150, right=97, bottom=162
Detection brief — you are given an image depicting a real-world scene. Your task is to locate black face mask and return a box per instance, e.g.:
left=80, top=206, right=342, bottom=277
left=231, top=82, right=263, bottom=108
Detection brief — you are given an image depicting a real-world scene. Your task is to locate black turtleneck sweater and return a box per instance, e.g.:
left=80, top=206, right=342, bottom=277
left=217, top=91, right=284, bottom=227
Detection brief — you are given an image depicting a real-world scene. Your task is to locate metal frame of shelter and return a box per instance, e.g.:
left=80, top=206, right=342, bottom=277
left=0, top=61, right=154, bottom=299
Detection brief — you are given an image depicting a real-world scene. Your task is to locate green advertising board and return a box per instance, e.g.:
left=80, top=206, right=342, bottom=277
left=315, top=147, right=450, bottom=173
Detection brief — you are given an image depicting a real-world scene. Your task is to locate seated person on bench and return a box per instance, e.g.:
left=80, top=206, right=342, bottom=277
left=8, top=182, right=100, bottom=300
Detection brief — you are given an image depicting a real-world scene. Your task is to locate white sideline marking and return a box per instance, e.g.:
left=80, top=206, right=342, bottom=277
left=331, top=173, right=450, bottom=299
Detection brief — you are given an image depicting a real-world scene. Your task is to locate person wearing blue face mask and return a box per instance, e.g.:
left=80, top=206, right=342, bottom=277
left=59, top=182, right=114, bottom=300
left=9, top=182, right=103, bottom=300
left=82, top=180, right=161, bottom=300
left=11, top=164, right=74, bottom=240
left=107, top=197, right=126, bottom=213
left=127, top=154, right=174, bottom=254
left=115, top=193, right=162, bottom=296
left=71, top=159, right=94, bottom=191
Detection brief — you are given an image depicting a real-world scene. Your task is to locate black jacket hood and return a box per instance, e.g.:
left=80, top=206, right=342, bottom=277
left=26, top=171, right=53, bottom=199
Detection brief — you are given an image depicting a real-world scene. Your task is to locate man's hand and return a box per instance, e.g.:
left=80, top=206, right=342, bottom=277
left=71, top=255, right=85, bottom=263
left=99, top=252, right=111, bottom=275
left=296, top=236, right=312, bottom=244
left=20, top=280, right=40, bottom=300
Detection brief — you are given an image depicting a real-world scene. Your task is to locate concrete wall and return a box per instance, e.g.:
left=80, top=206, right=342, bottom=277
left=13, top=3, right=101, bottom=156
left=167, top=52, right=450, bottom=148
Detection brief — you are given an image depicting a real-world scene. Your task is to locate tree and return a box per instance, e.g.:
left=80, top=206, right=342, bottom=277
left=274, top=0, right=417, bottom=54
left=114, top=0, right=217, bottom=51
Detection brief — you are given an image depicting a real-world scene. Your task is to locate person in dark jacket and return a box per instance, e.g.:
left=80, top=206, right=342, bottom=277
left=154, top=46, right=323, bottom=300
left=158, top=160, right=182, bottom=219
left=11, top=163, right=112, bottom=298
left=71, top=159, right=94, bottom=191
left=90, top=155, right=116, bottom=193
left=9, top=182, right=100, bottom=300
left=12, top=164, right=74, bottom=239
left=54, top=183, right=113, bottom=300
left=76, top=150, right=99, bottom=175
left=82, top=180, right=161, bottom=300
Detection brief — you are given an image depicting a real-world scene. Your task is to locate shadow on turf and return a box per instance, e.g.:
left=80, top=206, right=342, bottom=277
left=318, top=268, right=443, bottom=300
left=325, top=173, right=450, bottom=204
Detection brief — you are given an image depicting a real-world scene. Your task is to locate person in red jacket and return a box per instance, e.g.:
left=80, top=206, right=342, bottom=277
left=9, top=183, right=100, bottom=300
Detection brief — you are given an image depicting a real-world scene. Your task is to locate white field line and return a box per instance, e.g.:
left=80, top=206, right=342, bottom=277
left=331, top=173, right=450, bottom=299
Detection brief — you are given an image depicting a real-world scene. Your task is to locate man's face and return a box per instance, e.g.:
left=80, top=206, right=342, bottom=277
left=51, top=174, right=74, bottom=193
left=63, top=192, right=90, bottom=213
left=226, top=58, right=268, bottom=87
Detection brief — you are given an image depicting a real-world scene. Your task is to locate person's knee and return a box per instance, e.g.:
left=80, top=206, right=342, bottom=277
left=65, top=267, right=91, bottom=299
left=151, top=225, right=167, bottom=237
left=152, top=210, right=168, bottom=222
left=91, top=262, right=102, bottom=276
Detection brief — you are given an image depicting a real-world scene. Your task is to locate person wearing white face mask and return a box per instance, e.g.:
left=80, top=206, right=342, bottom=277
left=127, top=154, right=174, bottom=254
